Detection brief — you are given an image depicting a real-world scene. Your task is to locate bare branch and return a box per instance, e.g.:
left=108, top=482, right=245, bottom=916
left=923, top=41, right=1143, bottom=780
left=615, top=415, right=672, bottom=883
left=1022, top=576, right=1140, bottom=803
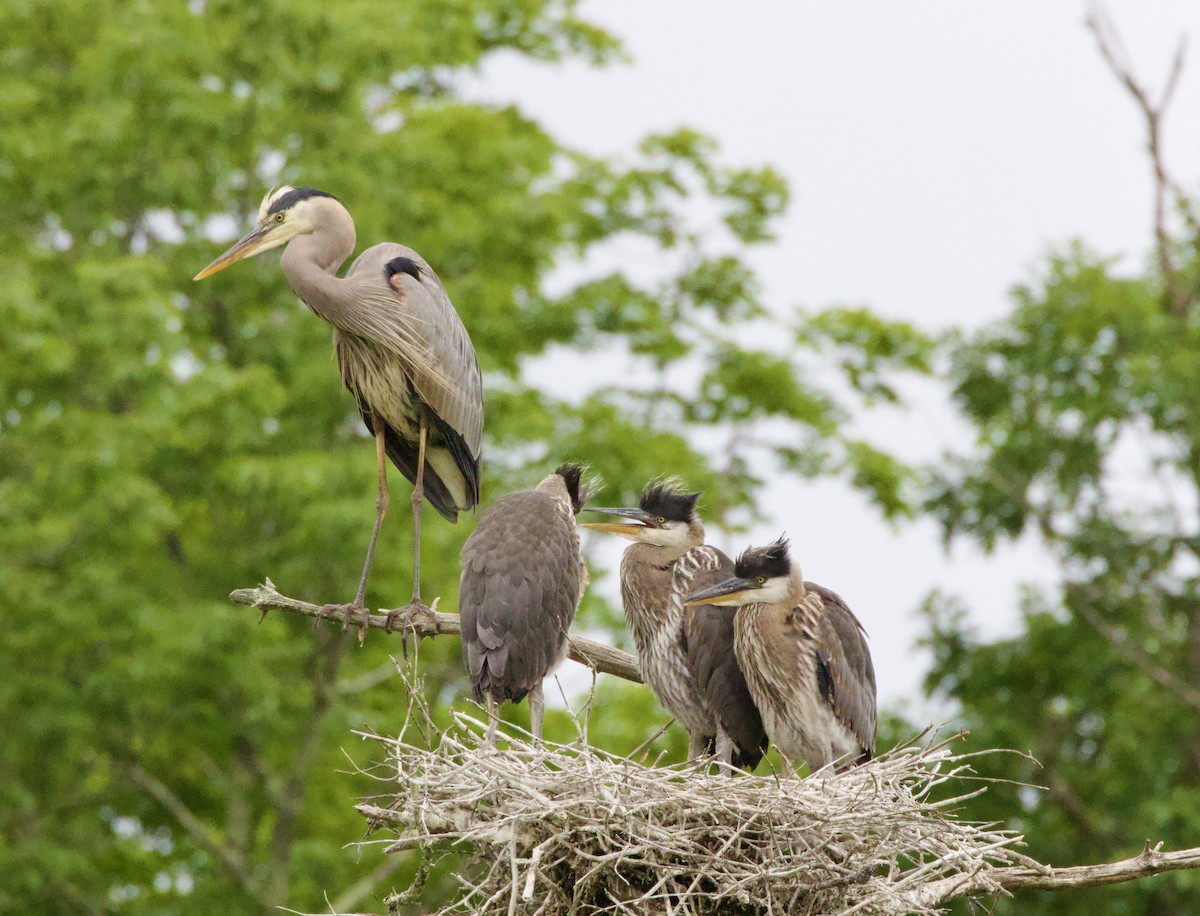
left=266, top=626, right=346, bottom=903
left=1086, top=2, right=1193, bottom=318
left=128, top=763, right=264, bottom=903
left=332, top=854, right=406, bottom=913
left=229, top=580, right=643, bottom=684
left=1073, top=599, right=1200, bottom=713
left=338, top=661, right=401, bottom=696
left=899, top=842, right=1200, bottom=910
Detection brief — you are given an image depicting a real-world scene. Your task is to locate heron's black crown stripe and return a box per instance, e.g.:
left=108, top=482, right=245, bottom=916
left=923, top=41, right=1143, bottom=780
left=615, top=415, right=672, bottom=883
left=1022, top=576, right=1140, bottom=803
left=555, top=463, right=588, bottom=515
left=266, top=187, right=336, bottom=215
left=384, top=257, right=422, bottom=283
left=639, top=482, right=699, bottom=522
left=734, top=536, right=791, bottom=580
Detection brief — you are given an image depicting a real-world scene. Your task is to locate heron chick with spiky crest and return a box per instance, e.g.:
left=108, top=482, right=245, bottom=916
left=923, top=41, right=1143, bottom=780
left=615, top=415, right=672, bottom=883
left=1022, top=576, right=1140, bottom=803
left=582, top=481, right=768, bottom=770
left=686, top=536, right=877, bottom=774
left=460, top=464, right=591, bottom=746
left=195, top=186, right=482, bottom=642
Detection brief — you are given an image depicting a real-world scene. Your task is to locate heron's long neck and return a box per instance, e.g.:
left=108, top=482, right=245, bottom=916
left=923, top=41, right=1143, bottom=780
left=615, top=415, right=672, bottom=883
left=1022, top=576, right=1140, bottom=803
left=279, top=231, right=355, bottom=327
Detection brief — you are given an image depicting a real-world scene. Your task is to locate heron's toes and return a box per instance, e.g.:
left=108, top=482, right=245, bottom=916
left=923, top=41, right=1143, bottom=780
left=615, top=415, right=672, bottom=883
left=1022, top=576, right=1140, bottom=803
left=319, top=603, right=370, bottom=640
left=383, top=599, right=435, bottom=635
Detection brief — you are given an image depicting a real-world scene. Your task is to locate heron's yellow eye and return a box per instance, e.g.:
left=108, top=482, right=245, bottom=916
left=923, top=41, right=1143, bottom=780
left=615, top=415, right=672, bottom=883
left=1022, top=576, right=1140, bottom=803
left=755, top=576, right=765, bottom=585
left=274, top=212, right=285, bottom=222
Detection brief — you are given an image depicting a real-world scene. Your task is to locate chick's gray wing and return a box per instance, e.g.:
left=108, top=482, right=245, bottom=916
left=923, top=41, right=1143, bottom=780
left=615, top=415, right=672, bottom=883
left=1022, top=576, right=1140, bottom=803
left=807, top=582, right=877, bottom=760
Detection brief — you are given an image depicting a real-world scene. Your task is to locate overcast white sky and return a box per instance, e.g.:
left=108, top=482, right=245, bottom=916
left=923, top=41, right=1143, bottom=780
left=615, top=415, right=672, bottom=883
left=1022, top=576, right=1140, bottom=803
left=468, top=2, right=1200, bottom=711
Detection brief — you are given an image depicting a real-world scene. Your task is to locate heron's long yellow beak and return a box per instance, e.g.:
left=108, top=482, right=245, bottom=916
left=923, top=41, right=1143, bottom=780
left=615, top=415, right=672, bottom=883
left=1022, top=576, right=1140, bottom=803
left=194, top=224, right=283, bottom=281
left=579, top=507, right=656, bottom=539
left=684, top=576, right=758, bottom=607
left=579, top=521, right=645, bottom=535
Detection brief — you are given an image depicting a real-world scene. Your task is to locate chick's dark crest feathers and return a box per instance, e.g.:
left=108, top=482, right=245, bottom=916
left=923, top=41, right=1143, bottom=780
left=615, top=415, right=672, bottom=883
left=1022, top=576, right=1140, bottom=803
left=734, top=536, right=791, bottom=580
left=265, top=186, right=337, bottom=216
left=639, top=481, right=700, bottom=522
left=555, top=462, right=589, bottom=514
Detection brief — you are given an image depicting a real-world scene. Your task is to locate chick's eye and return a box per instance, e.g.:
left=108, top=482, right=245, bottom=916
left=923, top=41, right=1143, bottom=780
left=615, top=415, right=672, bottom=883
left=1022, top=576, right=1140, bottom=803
left=657, top=517, right=666, bottom=524
left=755, top=576, right=765, bottom=585
left=274, top=213, right=285, bottom=222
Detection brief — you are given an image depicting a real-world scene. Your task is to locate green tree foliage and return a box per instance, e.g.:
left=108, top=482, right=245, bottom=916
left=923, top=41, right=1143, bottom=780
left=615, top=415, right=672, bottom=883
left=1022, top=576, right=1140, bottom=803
left=0, top=2, right=928, bottom=912
left=920, top=243, right=1200, bottom=912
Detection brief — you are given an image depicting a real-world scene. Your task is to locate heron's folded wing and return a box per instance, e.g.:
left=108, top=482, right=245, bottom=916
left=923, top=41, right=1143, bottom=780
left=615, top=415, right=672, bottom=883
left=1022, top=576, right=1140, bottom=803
left=683, top=547, right=768, bottom=769
left=459, top=492, right=582, bottom=700
left=807, top=582, right=877, bottom=760
left=345, top=244, right=483, bottom=452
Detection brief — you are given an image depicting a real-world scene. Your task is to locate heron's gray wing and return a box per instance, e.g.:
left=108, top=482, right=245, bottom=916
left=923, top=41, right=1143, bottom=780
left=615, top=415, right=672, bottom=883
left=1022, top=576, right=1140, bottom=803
left=806, top=582, right=877, bottom=762
left=683, top=547, right=768, bottom=770
left=459, top=491, right=582, bottom=704
left=346, top=243, right=483, bottom=502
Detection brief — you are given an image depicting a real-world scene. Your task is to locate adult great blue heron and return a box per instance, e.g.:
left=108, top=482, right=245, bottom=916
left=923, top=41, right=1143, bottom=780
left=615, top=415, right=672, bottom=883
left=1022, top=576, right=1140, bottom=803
left=195, top=187, right=482, bottom=638
left=582, top=483, right=767, bottom=770
left=686, top=537, right=876, bottom=773
left=460, top=464, right=589, bottom=745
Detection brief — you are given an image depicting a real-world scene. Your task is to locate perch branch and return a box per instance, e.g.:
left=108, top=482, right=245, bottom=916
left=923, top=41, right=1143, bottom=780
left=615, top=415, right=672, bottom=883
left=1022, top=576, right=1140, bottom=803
left=897, top=841, right=1200, bottom=910
left=228, top=579, right=642, bottom=684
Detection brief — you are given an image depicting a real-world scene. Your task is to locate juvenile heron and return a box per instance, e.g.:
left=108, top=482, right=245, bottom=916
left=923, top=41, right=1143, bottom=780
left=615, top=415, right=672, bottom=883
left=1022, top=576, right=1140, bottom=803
left=460, top=464, right=589, bottom=745
left=195, top=187, right=482, bottom=638
left=582, top=483, right=767, bottom=769
left=686, top=537, right=876, bottom=773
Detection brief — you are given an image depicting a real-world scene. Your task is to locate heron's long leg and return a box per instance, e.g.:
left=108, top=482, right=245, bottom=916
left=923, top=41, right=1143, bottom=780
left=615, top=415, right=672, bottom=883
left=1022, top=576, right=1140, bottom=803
left=409, top=416, right=428, bottom=606
left=485, top=695, right=499, bottom=749
left=347, top=420, right=389, bottom=641
left=528, top=683, right=545, bottom=745
left=715, top=728, right=734, bottom=768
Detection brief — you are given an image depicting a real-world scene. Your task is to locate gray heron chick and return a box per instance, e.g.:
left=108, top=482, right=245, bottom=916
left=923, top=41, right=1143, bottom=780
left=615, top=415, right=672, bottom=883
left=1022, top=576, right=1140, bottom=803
left=686, top=537, right=876, bottom=773
left=460, top=464, right=589, bottom=745
left=582, top=483, right=767, bottom=770
left=195, top=187, right=482, bottom=639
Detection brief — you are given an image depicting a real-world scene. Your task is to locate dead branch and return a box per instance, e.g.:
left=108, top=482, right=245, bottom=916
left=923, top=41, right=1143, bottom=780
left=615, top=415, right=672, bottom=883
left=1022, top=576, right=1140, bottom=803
left=1074, top=599, right=1200, bottom=713
left=897, top=841, right=1200, bottom=910
left=228, top=579, right=642, bottom=684
left=128, top=763, right=264, bottom=905
left=1086, top=3, right=1194, bottom=317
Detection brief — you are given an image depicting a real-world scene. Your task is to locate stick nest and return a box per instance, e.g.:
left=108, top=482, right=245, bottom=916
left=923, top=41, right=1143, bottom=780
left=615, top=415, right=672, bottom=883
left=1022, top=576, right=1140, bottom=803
left=353, top=674, right=1031, bottom=915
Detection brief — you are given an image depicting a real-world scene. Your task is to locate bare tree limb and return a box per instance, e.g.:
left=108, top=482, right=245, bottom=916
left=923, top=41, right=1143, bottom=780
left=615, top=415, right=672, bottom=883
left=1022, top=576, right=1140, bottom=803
left=1072, top=598, right=1200, bottom=713
left=128, top=762, right=264, bottom=904
left=266, top=626, right=346, bottom=903
left=1086, top=2, right=1194, bottom=318
left=229, top=579, right=643, bottom=684
left=331, top=854, right=406, bottom=913
left=897, top=841, right=1200, bottom=910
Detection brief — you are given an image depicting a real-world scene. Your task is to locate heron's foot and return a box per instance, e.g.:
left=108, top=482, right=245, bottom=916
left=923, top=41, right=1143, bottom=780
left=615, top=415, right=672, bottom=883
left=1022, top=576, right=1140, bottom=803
left=319, top=602, right=372, bottom=645
left=382, top=598, right=434, bottom=633
left=382, top=597, right=439, bottom=641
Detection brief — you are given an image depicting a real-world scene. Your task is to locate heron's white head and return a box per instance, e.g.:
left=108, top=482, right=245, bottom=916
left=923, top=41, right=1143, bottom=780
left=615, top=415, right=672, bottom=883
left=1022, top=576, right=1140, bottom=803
left=194, top=186, right=346, bottom=280
left=579, top=479, right=702, bottom=550
left=684, top=536, right=798, bottom=607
